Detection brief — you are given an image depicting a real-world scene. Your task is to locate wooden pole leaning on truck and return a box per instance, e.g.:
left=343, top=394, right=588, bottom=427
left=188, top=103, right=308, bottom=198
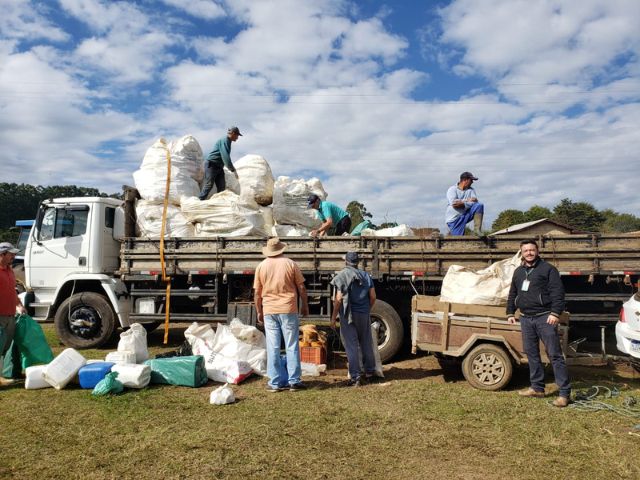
left=160, top=139, right=172, bottom=345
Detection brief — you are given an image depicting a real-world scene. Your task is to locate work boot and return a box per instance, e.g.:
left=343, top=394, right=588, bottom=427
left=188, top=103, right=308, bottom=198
left=473, top=212, right=483, bottom=234
left=552, top=396, right=570, bottom=408
left=518, top=387, right=545, bottom=398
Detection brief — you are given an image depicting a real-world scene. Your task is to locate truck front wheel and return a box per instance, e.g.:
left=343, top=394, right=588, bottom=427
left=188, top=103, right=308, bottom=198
left=54, top=292, right=116, bottom=349
left=461, top=343, right=513, bottom=391
left=370, top=300, right=403, bottom=363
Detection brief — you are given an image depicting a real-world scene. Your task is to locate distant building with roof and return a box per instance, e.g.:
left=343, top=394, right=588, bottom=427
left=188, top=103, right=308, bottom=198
left=490, top=218, right=582, bottom=236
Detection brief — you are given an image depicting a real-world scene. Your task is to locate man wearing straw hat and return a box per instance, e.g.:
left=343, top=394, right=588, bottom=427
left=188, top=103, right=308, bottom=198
left=254, top=237, right=309, bottom=392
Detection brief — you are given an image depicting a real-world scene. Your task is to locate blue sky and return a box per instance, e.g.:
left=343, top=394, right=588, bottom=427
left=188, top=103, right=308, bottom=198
left=1, top=0, right=639, bottom=230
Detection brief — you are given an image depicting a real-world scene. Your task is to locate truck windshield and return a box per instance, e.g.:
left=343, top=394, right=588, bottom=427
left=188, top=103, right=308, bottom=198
left=38, top=205, right=89, bottom=241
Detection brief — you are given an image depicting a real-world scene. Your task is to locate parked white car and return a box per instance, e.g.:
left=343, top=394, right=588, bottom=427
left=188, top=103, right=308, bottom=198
left=615, top=293, right=640, bottom=366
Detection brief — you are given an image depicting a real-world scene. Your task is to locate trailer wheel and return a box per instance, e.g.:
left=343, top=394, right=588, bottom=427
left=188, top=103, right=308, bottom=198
left=370, top=300, right=403, bottom=363
left=461, top=343, right=513, bottom=391
left=54, top=292, right=116, bottom=349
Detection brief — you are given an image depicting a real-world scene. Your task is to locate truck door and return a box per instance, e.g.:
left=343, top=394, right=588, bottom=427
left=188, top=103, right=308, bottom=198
left=27, top=204, right=91, bottom=291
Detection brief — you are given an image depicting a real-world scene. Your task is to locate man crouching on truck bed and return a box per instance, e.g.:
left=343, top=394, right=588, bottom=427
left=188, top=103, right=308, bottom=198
left=254, top=238, right=309, bottom=392
left=507, top=239, right=571, bottom=408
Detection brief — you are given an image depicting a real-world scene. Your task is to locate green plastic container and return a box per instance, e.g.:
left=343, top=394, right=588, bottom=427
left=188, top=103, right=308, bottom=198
left=144, top=355, right=208, bottom=387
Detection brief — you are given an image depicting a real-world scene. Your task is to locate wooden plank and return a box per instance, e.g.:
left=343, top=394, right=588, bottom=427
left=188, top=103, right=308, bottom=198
left=441, top=301, right=450, bottom=351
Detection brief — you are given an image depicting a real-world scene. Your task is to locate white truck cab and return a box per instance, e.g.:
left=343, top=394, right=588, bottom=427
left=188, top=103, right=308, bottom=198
left=25, top=197, right=131, bottom=347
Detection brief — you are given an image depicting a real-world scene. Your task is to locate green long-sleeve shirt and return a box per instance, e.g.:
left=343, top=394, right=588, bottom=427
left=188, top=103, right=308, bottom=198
left=205, top=136, right=236, bottom=172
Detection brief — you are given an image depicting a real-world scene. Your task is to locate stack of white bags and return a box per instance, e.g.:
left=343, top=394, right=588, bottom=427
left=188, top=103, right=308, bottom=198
left=132, top=135, right=330, bottom=238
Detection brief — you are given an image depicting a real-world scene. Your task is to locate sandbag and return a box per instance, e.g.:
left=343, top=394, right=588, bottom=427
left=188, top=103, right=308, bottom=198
left=136, top=200, right=195, bottom=238
left=92, top=371, right=124, bottom=396
left=272, top=176, right=326, bottom=228
left=117, top=323, right=149, bottom=363
left=43, top=348, right=87, bottom=390
left=111, top=363, right=151, bottom=389
left=25, top=365, right=51, bottom=390
left=234, top=154, right=275, bottom=206
left=439, top=251, right=522, bottom=306
left=144, top=355, right=208, bottom=387
left=210, top=383, right=235, bottom=405
left=181, top=192, right=267, bottom=237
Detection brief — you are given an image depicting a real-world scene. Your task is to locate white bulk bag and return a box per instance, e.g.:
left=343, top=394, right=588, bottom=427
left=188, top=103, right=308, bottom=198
left=181, top=192, right=266, bottom=237
left=205, top=352, right=253, bottom=384
left=212, top=323, right=267, bottom=376
left=184, top=322, right=217, bottom=355
left=136, top=200, right=195, bottom=238
left=360, top=224, right=414, bottom=237
left=272, top=224, right=311, bottom=237
left=117, top=323, right=149, bottom=363
left=272, top=176, right=326, bottom=228
left=234, top=154, right=275, bottom=206
left=439, top=251, right=522, bottom=306
left=111, top=364, right=151, bottom=389
left=169, top=135, right=204, bottom=183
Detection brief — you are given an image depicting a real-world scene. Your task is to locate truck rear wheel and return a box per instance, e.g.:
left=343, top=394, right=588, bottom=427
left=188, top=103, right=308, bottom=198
left=462, top=343, right=513, bottom=391
left=370, top=300, right=403, bottom=363
left=54, top=292, right=116, bottom=349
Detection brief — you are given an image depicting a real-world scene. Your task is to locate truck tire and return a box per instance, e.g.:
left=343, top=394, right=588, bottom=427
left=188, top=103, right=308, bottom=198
left=54, top=292, right=116, bottom=349
left=461, top=343, right=513, bottom=391
left=142, top=321, right=161, bottom=333
left=370, top=300, right=403, bottom=363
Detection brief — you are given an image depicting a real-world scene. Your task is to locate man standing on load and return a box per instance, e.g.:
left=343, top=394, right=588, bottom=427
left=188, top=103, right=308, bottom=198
left=0, top=242, right=27, bottom=386
left=330, top=251, right=377, bottom=387
left=254, top=237, right=309, bottom=392
left=507, top=239, right=571, bottom=408
left=445, top=171, right=484, bottom=235
left=198, top=126, right=242, bottom=200
left=307, top=194, right=351, bottom=237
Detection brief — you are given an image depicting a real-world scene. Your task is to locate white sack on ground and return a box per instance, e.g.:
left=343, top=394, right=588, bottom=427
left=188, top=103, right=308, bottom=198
left=360, top=224, right=413, bottom=237
left=272, top=176, right=326, bottom=228
left=210, top=383, right=235, bottom=405
left=234, top=154, right=275, bottom=206
left=272, top=224, right=311, bottom=237
left=439, top=251, right=522, bottom=306
left=134, top=137, right=202, bottom=204
left=181, top=192, right=267, bottom=237
left=136, top=200, right=195, bottom=238
left=117, top=323, right=149, bottom=363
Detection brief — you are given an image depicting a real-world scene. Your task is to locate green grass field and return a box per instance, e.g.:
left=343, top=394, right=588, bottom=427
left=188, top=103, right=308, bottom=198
left=1, top=324, right=639, bottom=480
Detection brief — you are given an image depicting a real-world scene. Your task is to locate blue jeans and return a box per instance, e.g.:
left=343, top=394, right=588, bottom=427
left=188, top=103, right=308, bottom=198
left=447, top=202, right=484, bottom=235
left=340, top=311, right=376, bottom=380
left=521, top=313, right=571, bottom=397
left=199, top=161, right=225, bottom=200
left=264, top=313, right=301, bottom=389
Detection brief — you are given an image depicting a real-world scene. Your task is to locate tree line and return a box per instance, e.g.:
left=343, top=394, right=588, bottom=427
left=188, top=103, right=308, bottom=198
left=0, top=183, right=119, bottom=242
left=491, top=198, right=640, bottom=233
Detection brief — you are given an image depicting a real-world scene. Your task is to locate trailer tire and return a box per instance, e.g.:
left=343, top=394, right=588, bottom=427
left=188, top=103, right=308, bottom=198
left=54, top=292, right=116, bottom=349
left=370, top=300, right=403, bottom=363
left=462, top=343, right=513, bottom=391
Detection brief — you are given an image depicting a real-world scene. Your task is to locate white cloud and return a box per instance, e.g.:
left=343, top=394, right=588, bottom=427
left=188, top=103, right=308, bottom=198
left=160, top=0, right=226, bottom=20
left=0, top=0, right=69, bottom=43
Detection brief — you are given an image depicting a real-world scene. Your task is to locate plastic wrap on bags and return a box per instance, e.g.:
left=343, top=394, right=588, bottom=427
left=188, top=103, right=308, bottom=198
left=92, top=371, right=124, bottom=396
left=439, top=252, right=522, bottom=306
left=210, top=383, right=235, bottom=405
left=144, top=355, right=208, bottom=387
left=272, top=176, right=326, bottom=228
left=117, top=323, right=149, bottom=363
left=136, top=200, right=195, bottom=238
left=234, top=154, right=275, bottom=206
left=181, top=192, right=267, bottom=237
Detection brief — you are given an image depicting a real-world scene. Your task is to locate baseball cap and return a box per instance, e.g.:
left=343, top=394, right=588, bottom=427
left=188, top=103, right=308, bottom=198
left=307, top=194, right=320, bottom=207
left=0, top=242, right=19, bottom=254
left=343, top=251, right=359, bottom=265
left=460, top=171, right=478, bottom=181
left=228, top=126, right=243, bottom=136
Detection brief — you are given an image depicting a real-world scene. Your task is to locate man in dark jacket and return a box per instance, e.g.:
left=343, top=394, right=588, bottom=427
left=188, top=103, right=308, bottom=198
left=507, top=239, right=570, bottom=407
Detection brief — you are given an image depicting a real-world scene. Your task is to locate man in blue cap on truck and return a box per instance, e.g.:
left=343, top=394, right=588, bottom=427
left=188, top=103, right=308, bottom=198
left=445, top=171, right=484, bottom=235
left=199, top=126, right=242, bottom=200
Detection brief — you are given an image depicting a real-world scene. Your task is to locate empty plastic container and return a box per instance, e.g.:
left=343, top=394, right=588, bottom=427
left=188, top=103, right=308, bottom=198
left=25, top=365, right=51, bottom=390
left=78, top=362, right=115, bottom=389
left=43, top=348, right=87, bottom=390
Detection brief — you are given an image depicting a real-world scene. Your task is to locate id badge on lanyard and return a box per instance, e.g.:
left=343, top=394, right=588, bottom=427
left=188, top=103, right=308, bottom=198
left=521, top=279, right=530, bottom=291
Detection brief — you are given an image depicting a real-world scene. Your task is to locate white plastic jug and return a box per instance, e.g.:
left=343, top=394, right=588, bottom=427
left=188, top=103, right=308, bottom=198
left=25, top=365, right=51, bottom=390
left=43, top=348, right=87, bottom=390
left=105, top=351, right=137, bottom=365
